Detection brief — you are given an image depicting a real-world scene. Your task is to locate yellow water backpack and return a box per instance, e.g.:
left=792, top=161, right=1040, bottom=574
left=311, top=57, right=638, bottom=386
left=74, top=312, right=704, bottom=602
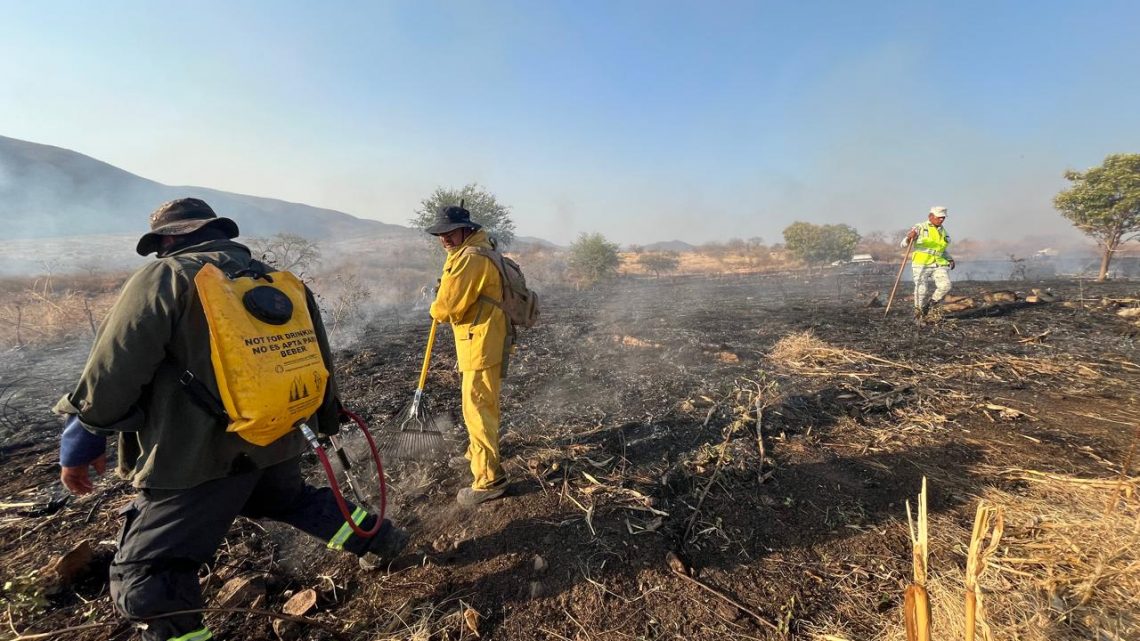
left=192, top=262, right=328, bottom=446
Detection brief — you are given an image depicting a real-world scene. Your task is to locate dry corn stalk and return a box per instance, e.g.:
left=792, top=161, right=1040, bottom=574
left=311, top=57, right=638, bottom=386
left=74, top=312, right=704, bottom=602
left=904, top=477, right=931, bottom=641
left=964, top=501, right=1004, bottom=641
left=1105, top=421, right=1140, bottom=518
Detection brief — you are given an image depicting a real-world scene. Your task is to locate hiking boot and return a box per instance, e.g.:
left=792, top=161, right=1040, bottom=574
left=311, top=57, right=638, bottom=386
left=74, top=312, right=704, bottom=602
left=456, top=483, right=507, bottom=507
left=926, top=301, right=944, bottom=322
left=358, top=520, right=410, bottom=571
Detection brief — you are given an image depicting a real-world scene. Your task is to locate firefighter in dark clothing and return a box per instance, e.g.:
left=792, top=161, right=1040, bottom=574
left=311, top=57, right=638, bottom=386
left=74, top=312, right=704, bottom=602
left=55, top=198, right=409, bottom=641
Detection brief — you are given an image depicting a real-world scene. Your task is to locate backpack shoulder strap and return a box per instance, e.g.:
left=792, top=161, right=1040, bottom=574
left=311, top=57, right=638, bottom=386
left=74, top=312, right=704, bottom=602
left=459, top=245, right=508, bottom=289
left=164, top=256, right=230, bottom=422
left=460, top=244, right=498, bottom=263
left=458, top=246, right=511, bottom=317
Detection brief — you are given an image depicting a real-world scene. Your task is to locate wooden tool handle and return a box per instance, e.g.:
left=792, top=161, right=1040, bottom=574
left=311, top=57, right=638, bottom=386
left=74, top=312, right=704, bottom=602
left=884, top=236, right=916, bottom=317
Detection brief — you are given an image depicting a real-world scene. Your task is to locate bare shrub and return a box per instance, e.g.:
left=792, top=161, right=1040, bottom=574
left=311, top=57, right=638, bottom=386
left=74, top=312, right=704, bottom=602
left=249, top=233, right=321, bottom=274
left=0, top=269, right=130, bottom=347
left=0, top=287, right=117, bottom=348
left=321, top=272, right=371, bottom=336
left=318, top=242, right=437, bottom=311
left=637, top=252, right=679, bottom=277
left=697, top=241, right=728, bottom=259
left=1009, top=254, right=1028, bottom=280
left=508, top=247, right=567, bottom=290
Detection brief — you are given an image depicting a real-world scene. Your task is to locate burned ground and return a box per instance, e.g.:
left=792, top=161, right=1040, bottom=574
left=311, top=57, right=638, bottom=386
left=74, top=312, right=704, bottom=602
left=2, top=273, right=1138, bottom=640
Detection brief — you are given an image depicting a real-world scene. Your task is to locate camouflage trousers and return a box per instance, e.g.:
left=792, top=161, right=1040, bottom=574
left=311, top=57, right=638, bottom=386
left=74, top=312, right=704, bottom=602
left=912, top=264, right=952, bottom=311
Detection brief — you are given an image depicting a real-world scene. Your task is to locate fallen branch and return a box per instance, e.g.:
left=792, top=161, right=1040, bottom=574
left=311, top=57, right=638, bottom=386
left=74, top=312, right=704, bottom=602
left=669, top=564, right=778, bottom=632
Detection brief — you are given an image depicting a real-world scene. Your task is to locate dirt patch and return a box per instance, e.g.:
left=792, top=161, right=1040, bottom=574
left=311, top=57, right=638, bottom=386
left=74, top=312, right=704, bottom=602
left=2, top=274, right=1137, bottom=640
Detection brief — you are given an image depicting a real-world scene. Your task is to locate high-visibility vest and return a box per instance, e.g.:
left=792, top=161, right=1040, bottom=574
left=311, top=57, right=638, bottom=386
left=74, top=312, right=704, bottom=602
left=911, top=222, right=951, bottom=266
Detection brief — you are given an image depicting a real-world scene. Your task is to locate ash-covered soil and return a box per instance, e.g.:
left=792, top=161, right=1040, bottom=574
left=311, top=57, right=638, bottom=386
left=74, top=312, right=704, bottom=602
left=2, top=273, right=1137, bottom=640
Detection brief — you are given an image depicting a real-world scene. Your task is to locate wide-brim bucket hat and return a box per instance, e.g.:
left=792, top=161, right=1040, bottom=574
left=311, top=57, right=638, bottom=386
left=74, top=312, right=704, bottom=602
left=425, top=202, right=482, bottom=235
left=136, top=198, right=239, bottom=255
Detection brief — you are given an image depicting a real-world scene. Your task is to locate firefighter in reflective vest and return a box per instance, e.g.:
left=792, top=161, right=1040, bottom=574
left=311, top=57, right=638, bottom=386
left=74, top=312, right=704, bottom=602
left=904, top=206, right=956, bottom=321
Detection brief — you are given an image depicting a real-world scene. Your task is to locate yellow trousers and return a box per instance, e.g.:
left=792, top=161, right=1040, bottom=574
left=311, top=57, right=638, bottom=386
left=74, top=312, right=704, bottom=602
left=461, top=366, right=507, bottom=490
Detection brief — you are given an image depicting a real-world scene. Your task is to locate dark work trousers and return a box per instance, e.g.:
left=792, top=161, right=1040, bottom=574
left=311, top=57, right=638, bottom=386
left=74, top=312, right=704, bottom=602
left=109, top=456, right=387, bottom=641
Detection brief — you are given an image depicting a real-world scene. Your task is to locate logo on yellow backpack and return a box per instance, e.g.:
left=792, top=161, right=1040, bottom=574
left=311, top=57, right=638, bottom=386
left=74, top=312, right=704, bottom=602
left=194, top=263, right=328, bottom=446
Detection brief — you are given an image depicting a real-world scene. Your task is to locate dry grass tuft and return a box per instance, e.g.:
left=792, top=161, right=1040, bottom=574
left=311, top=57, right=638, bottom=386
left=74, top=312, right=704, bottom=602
left=769, top=331, right=838, bottom=366
left=0, top=290, right=117, bottom=348
left=767, top=331, right=1103, bottom=389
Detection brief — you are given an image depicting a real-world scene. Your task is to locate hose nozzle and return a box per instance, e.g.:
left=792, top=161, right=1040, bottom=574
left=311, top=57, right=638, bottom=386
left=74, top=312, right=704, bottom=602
left=298, top=422, right=320, bottom=448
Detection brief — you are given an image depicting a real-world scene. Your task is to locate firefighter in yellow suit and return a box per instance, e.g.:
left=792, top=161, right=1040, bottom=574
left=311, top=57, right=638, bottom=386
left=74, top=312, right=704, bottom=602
left=427, top=203, right=510, bottom=507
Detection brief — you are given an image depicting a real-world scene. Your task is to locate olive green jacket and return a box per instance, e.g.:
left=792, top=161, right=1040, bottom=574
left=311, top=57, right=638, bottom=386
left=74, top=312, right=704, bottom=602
left=53, top=239, right=340, bottom=489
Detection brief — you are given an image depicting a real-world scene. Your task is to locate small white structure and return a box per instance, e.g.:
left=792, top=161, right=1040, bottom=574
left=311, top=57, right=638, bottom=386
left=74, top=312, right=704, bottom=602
left=851, top=254, right=875, bottom=263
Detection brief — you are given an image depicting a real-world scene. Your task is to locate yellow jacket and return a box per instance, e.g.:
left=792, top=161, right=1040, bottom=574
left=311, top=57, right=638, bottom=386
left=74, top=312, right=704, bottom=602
left=430, top=230, right=508, bottom=372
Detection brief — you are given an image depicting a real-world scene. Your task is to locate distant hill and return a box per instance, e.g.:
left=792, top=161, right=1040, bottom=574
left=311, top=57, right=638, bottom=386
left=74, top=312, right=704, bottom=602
left=512, top=235, right=563, bottom=252
left=0, top=135, right=413, bottom=240
left=643, top=240, right=696, bottom=252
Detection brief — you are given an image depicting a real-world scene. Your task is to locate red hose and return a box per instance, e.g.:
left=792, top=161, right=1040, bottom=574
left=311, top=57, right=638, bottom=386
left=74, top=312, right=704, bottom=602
left=308, top=409, right=387, bottom=539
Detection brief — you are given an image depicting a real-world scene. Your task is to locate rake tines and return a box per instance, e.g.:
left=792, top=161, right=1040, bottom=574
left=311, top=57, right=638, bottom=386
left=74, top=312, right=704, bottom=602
left=384, top=389, right=448, bottom=460
left=383, top=318, right=449, bottom=460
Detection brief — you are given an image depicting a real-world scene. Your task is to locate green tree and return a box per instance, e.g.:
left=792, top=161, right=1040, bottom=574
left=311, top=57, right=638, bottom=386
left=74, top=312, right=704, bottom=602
left=782, top=222, right=861, bottom=264
left=567, top=233, right=621, bottom=286
left=410, top=183, right=517, bottom=249
left=637, top=252, right=679, bottom=277
left=248, top=233, right=321, bottom=274
left=1054, top=153, right=1140, bottom=281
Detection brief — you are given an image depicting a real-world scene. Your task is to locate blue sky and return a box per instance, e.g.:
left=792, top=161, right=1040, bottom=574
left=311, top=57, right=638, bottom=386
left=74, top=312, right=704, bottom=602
left=2, top=1, right=1138, bottom=245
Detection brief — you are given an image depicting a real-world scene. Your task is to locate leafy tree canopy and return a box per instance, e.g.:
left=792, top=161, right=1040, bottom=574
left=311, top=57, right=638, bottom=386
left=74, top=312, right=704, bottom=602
left=410, top=183, right=516, bottom=249
left=1054, top=153, right=1140, bottom=281
left=782, top=222, right=861, bottom=264
left=567, top=232, right=621, bottom=286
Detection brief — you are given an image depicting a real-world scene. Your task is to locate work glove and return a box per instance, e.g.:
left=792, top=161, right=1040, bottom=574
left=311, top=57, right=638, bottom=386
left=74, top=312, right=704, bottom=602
left=59, top=415, right=108, bottom=495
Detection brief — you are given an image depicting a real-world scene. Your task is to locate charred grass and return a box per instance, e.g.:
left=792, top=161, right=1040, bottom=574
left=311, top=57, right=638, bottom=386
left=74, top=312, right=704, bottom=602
left=1, top=273, right=1138, bottom=640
